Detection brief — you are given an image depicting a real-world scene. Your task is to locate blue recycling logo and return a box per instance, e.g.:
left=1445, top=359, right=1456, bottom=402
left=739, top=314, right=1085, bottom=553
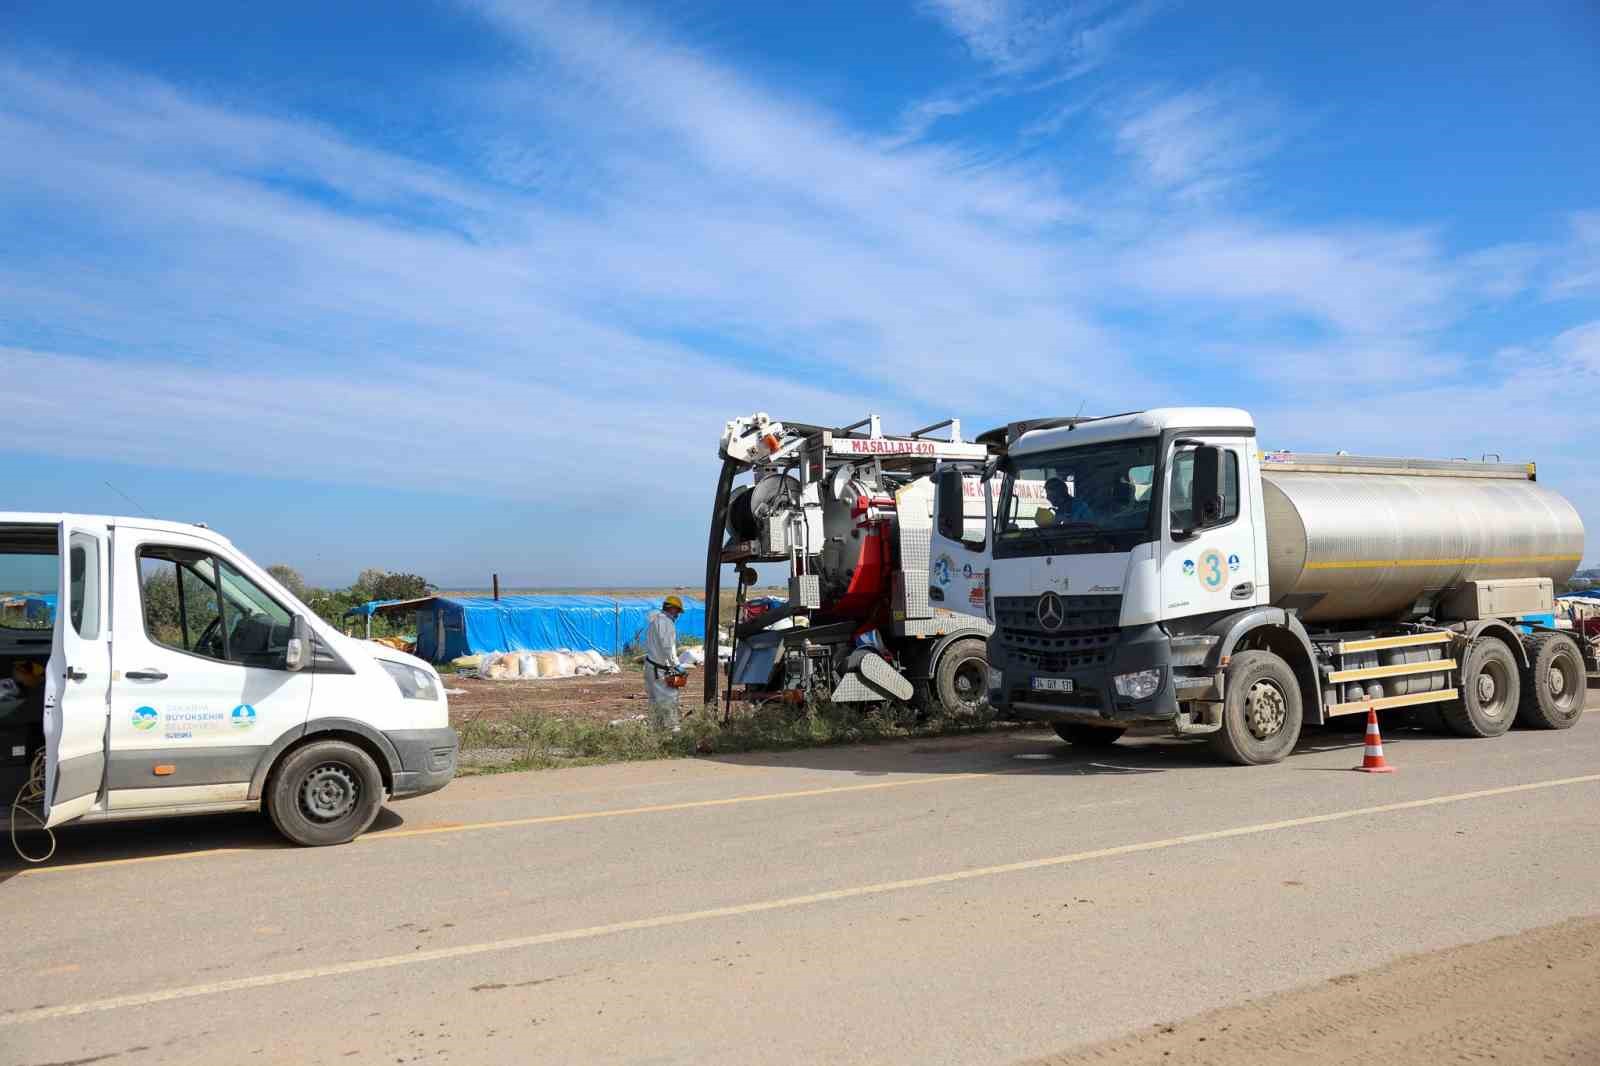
left=231, top=704, right=257, bottom=730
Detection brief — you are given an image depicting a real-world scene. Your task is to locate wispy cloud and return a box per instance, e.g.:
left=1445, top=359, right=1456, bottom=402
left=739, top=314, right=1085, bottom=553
left=1111, top=81, right=1286, bottom=201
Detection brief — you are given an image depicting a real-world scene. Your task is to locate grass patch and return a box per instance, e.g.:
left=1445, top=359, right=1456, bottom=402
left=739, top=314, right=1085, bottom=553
left=456, top=697, right=1003, bottom=773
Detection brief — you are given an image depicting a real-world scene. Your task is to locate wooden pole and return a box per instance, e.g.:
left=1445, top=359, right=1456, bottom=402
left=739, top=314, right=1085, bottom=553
left=492, top=573, right=500, bottom=600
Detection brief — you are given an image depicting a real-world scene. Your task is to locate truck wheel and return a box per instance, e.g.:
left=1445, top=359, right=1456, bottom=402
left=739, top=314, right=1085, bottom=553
left=932, top=638, right=989, bottom=715
left=1443, top=638, right=1520, bottom=738
left=266, top=739, right=385, bottom=847
left=1517, top=634, right=1585, bottom=730
left=1210, top=650, right=1303, bottom=765
left=1052, top=723, right=1125, bottom=746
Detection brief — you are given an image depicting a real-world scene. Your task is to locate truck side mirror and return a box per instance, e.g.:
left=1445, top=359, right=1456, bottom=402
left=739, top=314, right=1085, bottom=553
left=286, top=614, right=311, bottom=672
left=936, top=468, right=966, bottom=541
left=1192, top=446, right=1225, bottom=529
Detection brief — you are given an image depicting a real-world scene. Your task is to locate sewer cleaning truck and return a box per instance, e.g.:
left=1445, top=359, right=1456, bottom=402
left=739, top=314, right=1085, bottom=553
left=930, top=407, right=1587, bottom=763
left=703, top=413, right=996, bottom=716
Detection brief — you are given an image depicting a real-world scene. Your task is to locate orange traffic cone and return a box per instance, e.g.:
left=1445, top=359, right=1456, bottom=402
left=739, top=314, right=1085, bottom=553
left=1353, top=706, right=1394, bottom=773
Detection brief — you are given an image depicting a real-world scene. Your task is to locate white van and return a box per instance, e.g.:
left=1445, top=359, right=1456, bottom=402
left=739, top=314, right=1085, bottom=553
left=0, top=513, right=457, bottom=847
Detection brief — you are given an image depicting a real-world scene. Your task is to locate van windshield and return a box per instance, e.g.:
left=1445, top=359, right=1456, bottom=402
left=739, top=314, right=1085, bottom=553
left=0, top=550, right=58, bottom=632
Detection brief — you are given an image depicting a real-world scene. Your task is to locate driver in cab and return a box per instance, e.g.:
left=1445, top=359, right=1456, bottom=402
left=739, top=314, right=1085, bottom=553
left=1035, top=475, right=1094, bottom=527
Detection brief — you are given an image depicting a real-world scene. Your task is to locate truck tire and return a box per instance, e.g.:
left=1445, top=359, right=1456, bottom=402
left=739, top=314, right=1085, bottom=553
left=1210, top=650, right=1303, bottom=765
left=932, top=638, right=989, bottom=715
left=1052, top=723, right=1125, bottom=747
left=266, top=739, right=386, bottom=847
left=1517, top=634, right=1585, bottom=730
left=1442, top=638, right=1519, bottom=738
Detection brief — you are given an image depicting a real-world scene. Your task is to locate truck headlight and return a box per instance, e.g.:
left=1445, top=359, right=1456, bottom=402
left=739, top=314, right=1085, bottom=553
left=381, top=660, right=440, bottom=701
left=987, top=666, right=1004, bottom=692
left=1113, top=669, right=1162, bottom=701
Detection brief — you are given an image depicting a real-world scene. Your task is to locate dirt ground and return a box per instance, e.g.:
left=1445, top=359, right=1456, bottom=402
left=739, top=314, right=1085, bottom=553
left=445, top=667, right=706, bottom=728
left=1023, top=916, right=1600, bottom=1065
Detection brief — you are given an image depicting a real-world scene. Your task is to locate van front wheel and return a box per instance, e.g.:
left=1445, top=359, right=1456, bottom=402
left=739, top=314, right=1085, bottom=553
left=267, top=739, right=385, bottom=846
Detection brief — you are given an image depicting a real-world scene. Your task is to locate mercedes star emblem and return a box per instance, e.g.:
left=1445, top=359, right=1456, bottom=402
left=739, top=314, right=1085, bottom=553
left=1037, top=591, right=1065, bottom=631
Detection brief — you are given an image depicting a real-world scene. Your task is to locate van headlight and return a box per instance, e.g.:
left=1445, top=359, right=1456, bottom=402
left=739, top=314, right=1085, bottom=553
left=1112, top=669, right=1162, bottom=701
left=381, top=660, right=440, bottom=701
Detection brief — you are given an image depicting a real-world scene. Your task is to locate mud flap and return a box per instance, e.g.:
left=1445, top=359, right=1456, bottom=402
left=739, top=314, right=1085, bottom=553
left=831, top=649, right=915, bottom=703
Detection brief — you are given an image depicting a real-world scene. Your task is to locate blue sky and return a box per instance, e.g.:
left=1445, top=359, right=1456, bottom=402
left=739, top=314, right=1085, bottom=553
left=2, top=0, right=1597, bottom=586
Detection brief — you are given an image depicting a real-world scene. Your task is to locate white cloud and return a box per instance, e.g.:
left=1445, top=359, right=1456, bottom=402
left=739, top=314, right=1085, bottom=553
left=1112, top=82, right=1284, bottom=201
left=920, top=0, right=1154, bottom=78
left=1550, top=210, right=1600, bottom=298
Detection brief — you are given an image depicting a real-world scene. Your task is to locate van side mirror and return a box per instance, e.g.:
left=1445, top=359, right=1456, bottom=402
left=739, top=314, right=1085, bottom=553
left=1192, top=446, right=1225, bottom=529
left=286, top=614, right=310, bottom=672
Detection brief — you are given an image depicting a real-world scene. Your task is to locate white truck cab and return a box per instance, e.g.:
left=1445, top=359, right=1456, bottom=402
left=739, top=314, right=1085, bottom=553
left=0, top=513, right=457, bottom=847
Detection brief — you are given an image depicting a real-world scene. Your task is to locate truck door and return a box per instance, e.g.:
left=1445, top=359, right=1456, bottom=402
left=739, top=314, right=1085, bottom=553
left=43, top=519, right=112, bottom=827
left=930, top=466, right=993, bottom=620
left=107, top=527, right=312, bottom=809
left=1161, top=437, right=1263, bottom=621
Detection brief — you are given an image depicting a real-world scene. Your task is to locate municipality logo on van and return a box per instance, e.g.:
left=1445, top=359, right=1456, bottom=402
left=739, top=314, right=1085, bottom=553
left=132, top=706, right=158, bottom=731
left=231, top=704, right=257, bottom=730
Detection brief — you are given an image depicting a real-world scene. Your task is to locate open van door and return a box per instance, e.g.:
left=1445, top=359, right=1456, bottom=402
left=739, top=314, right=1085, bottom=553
left=930, top=463, right=994, bottom=621
left=43, top=518, right=111, bottom=827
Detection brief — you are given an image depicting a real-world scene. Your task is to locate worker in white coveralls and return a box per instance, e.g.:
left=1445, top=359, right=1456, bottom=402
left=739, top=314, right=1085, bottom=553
left=643, top=595, right=688, bottom=731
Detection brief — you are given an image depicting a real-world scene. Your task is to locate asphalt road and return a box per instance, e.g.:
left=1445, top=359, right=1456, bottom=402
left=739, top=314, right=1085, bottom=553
left=4, top=693, right=1599, bottom=1066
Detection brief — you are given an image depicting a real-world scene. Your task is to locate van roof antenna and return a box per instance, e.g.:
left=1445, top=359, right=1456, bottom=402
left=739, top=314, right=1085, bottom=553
left=104, top=480, right=152, bottom=517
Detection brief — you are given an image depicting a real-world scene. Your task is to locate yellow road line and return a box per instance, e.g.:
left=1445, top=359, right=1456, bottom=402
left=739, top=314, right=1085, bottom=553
left=15, top=773, right=984, bottom=876
left=5, top=772, right=1596, bottom=1027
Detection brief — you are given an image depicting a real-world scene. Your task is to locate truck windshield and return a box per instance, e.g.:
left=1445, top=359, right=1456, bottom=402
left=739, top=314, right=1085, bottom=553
left=995, top=438, right=1158, bottom=558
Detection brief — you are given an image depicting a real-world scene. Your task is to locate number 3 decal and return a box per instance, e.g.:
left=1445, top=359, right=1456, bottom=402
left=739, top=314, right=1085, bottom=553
left=1198, top=549, right=1226, bottom=590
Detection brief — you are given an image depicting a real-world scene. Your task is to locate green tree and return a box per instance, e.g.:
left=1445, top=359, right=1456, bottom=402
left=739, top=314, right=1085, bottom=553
left=371, top=572, right=434, bottom=601
left=267, top=564, right=307, bottom=600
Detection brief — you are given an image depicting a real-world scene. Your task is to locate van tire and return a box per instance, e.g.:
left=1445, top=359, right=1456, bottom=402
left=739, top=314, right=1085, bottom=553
left=1210, top=650, right=1303, bottom=765
left=266, top=739, right=385, bottom=847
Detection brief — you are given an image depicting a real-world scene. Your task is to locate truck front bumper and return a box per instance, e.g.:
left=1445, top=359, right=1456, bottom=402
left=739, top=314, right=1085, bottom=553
left=384, top=727, right=459, bottom=799
left=988, top=623, right=1179, bottom=725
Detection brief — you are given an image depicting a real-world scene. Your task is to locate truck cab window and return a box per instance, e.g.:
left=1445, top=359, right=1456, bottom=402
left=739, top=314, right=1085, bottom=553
left=216, top=559, right=293, bottom=667
left=1169, top=448, right=1240, bottom=531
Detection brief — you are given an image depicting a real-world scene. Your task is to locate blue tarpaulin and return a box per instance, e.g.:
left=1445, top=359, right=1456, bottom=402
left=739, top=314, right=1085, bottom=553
left=352, top=595, right=706, bottom=662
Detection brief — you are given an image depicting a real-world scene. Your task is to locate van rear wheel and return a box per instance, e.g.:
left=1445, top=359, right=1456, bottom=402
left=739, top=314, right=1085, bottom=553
left=266, top=739, right=385, bottom=847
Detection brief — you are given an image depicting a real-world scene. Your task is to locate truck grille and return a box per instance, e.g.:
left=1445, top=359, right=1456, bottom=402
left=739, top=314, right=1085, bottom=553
left=995, top=595, right=1121, bottom=672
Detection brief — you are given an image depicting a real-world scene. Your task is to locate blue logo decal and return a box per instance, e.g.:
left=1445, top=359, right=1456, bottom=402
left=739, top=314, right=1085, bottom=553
left=132, top=705, right=158, bottom=731
left=1228, top=553, right=1241, bottom=572
left=1182, top=559, right=1196, bottom=577
left=932, top=555, right=954, bottom=587
left=231, top=704, right=257, bottom=730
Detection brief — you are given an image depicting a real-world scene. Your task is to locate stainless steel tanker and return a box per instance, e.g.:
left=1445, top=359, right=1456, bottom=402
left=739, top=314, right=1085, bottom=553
left=1260, top=453, right=1585, bottom=623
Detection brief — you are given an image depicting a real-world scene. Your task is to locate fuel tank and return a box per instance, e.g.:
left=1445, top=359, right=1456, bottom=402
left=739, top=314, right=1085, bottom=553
left=1260, top=455, right=1584, bottom=623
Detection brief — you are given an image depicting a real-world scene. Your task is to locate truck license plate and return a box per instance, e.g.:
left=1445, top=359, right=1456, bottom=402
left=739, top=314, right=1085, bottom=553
left=1031, top=677, right=1074, bottom=693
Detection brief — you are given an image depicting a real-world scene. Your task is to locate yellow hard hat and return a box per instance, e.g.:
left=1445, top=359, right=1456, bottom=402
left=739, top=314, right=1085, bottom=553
left=663, top=595, right=685, bottom=611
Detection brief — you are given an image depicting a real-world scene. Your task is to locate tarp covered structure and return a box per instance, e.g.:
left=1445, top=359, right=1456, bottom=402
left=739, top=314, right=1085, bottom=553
left=348, top=595, right=705, bottom=662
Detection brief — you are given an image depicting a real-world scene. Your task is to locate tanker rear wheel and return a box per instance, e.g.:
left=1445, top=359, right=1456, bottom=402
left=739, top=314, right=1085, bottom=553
left=1518, top=634, right=1585, bottom=730
left=1443, top=638, right=1519, bottom=738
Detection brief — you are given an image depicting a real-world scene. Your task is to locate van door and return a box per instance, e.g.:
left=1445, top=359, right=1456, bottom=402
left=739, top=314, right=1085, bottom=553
left=107, top=528, right=312, bottom=809
left=44, top=520, right=112, bottom=827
